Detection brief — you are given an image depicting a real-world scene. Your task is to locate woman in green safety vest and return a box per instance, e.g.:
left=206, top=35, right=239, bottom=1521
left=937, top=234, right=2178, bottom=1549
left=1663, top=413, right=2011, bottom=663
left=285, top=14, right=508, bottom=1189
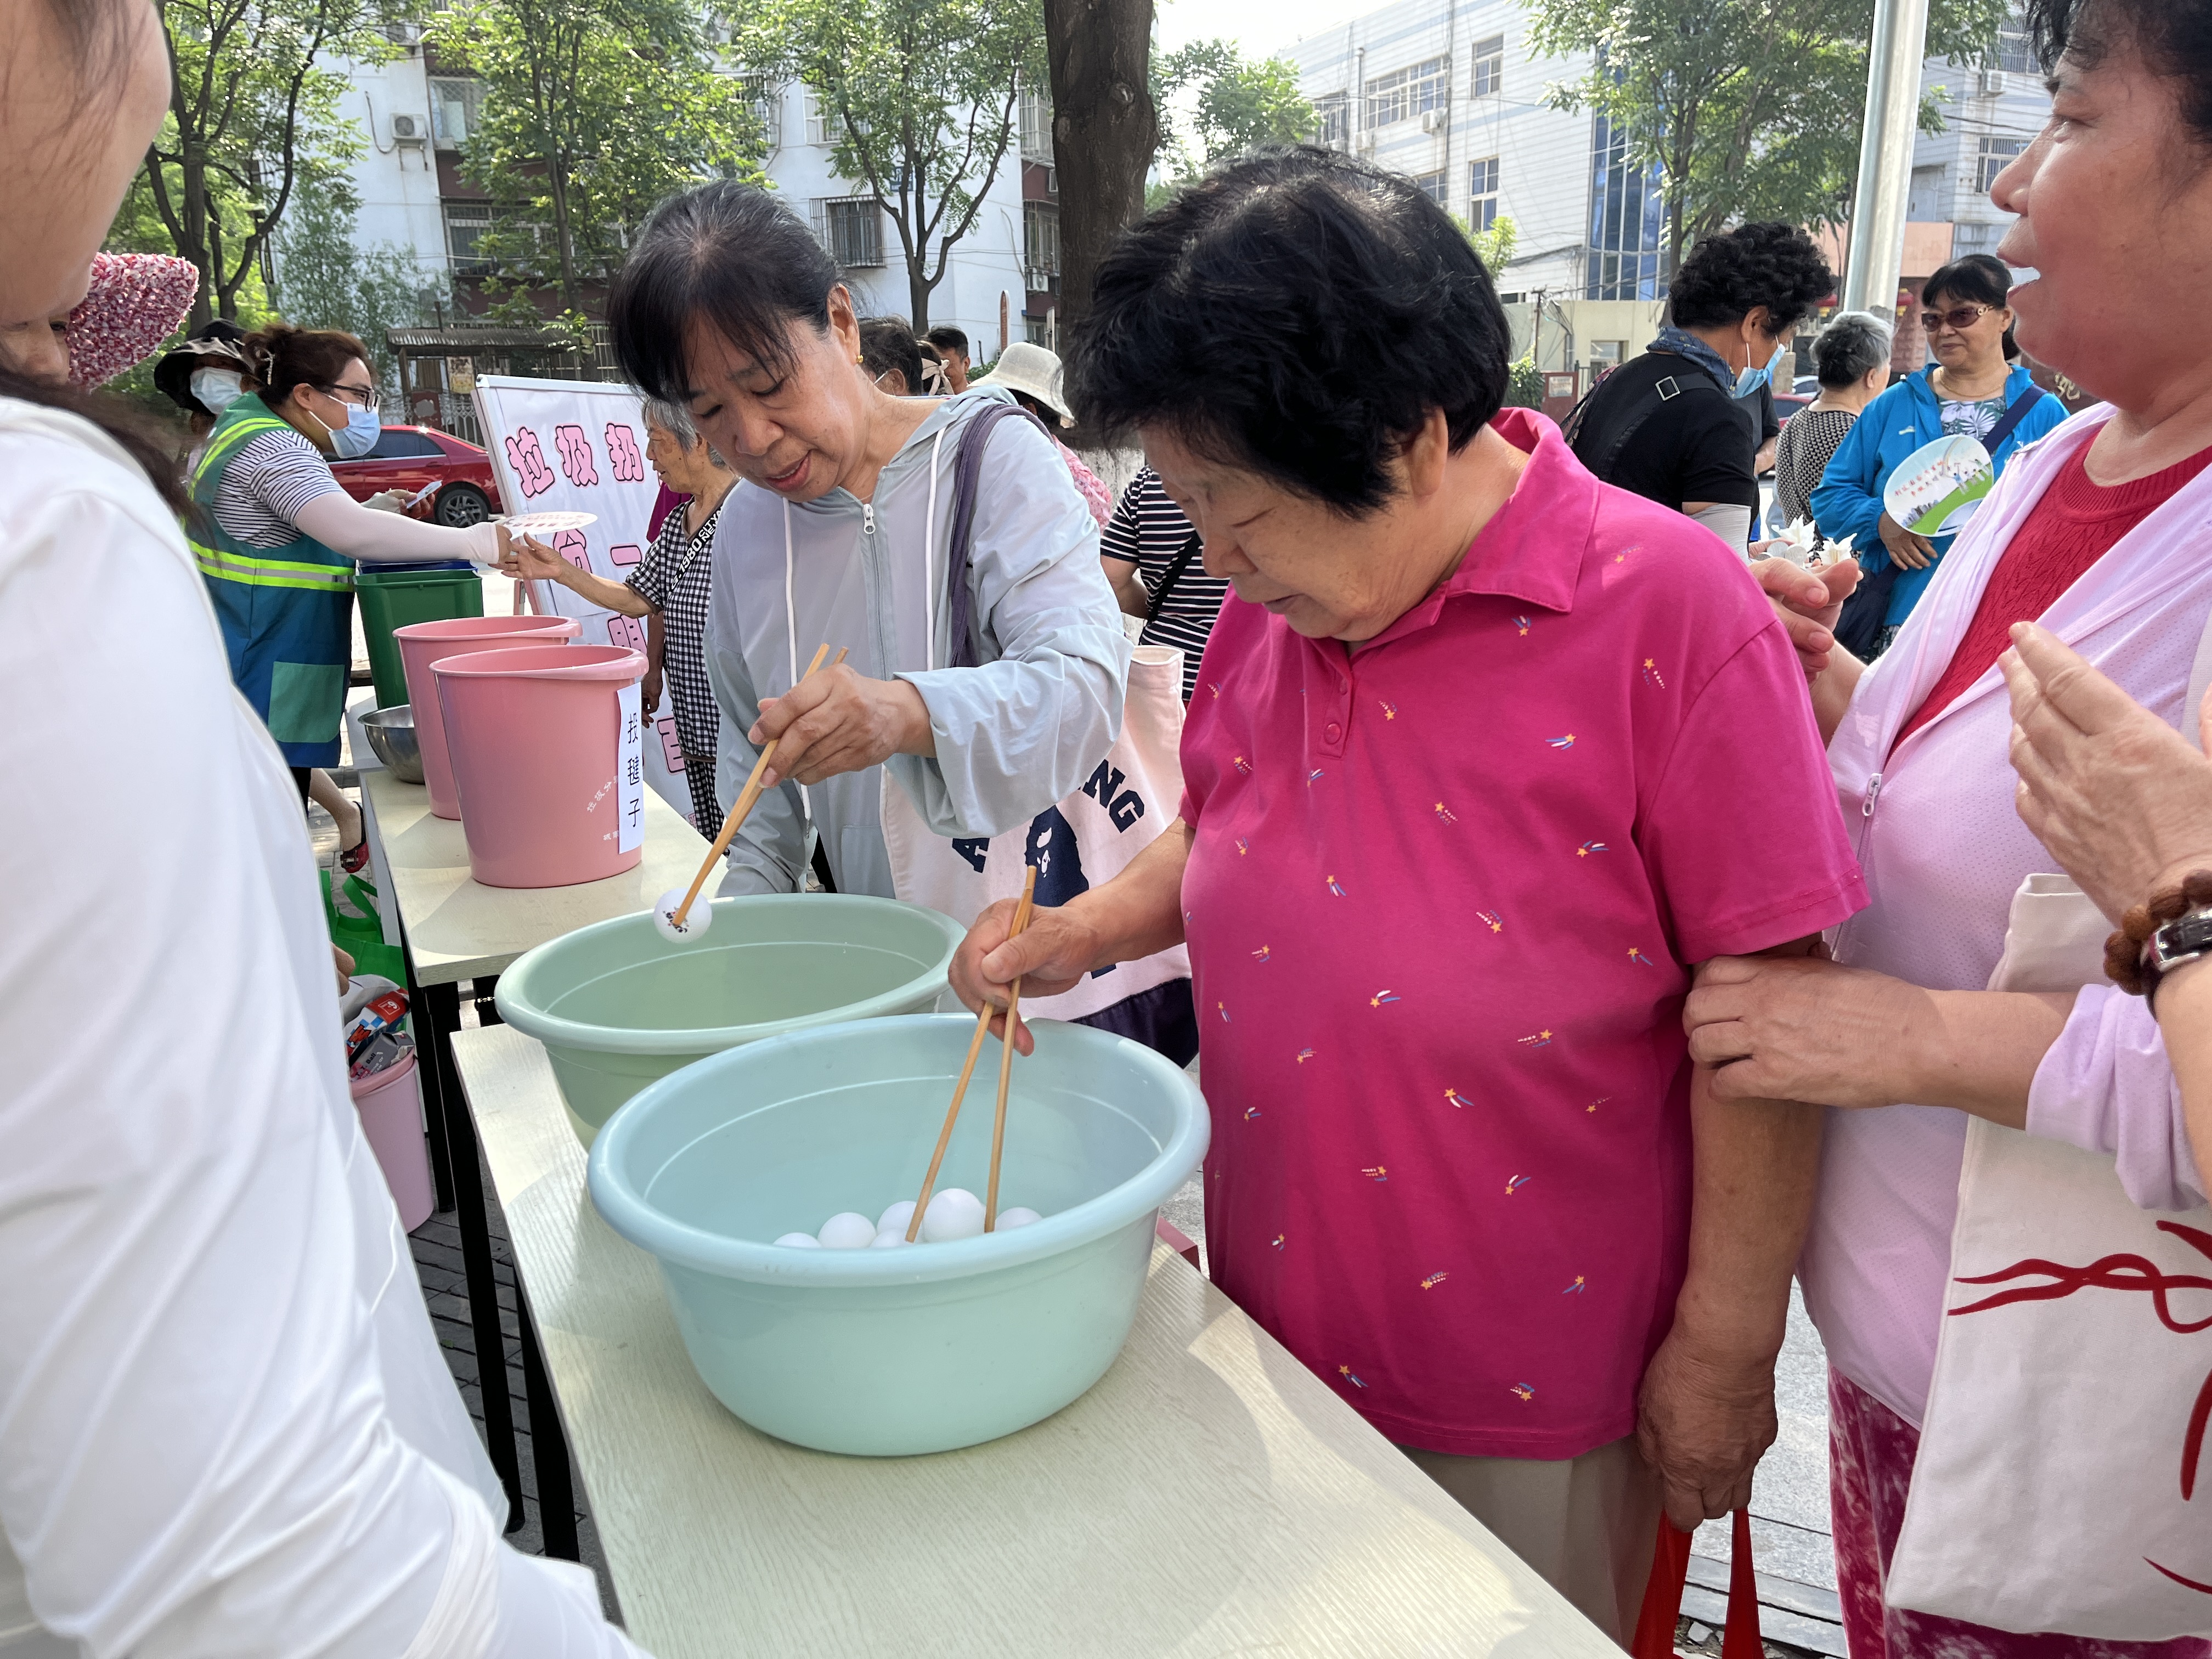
left=190, top=324, right=503, bottom=799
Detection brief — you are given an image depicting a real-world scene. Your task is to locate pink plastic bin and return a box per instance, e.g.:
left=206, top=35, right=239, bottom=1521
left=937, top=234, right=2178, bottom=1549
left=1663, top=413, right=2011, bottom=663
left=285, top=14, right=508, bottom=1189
left=432, top=643, right=648, bottom=889
left=395, top=615, right=581, bottom=819
left=351, top=1051, right=434, bottom=1232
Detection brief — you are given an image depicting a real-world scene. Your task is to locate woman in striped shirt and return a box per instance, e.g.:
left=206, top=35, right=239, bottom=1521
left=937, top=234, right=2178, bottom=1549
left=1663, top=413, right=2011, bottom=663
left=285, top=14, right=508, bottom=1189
left=1101, top=466, right=1227, bottom=701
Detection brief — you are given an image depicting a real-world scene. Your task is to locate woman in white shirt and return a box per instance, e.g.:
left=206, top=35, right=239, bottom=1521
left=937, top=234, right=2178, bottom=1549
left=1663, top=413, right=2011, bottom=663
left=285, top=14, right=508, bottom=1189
left=0, top=0, right=644, bottom=1651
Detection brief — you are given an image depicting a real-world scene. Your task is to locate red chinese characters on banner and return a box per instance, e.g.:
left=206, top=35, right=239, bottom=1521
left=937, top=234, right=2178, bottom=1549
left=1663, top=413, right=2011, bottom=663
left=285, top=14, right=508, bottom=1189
left=610, top=543, right=643, bottom=567
left=551, top=529, right=590, bottom=572
left=606, top=614, right=646, bottom=654
left=553, top=424, right=601, bottom=488
left=606, top=423, right=646, bottom=483
left=505, top=428, right=556, bottom=498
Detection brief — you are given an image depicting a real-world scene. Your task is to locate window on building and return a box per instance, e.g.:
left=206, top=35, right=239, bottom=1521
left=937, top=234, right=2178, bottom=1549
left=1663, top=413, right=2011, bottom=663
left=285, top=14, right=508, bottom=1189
left=1468, top=155, right=1499, bottom=230
left=817, top=196, right=883, bottom=267
left=1978, top=134, right=2026, bottom=192
left=1471, top=33, right=1504, bottom=97
left=1585, top=116, right=1665, bottom=300
left=1414, top=170, right=1448, bottom=206
left=1365, top=57, right=1444, bottom=128
left=1314, top=92, right=1349, bottom=149
left=429, top=77, right=482, bottom=149
left=735, top=75, right=782, bottom=149
left=805, top=87, right=836, bottom=145
left=1994, top=9, right=2035, bottom=74
left=1019, top=86, right=1054, bottom=162
left=443, top=201, right=494, bottom=272
left=1024, top=201, right=1061, bottom=291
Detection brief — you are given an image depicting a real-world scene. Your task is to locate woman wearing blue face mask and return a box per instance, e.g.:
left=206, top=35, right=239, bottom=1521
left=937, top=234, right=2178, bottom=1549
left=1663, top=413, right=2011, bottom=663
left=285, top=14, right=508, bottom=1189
left=1565, top=222, right=1833, bottom=552
left=199, top=324, right=503, bottom=797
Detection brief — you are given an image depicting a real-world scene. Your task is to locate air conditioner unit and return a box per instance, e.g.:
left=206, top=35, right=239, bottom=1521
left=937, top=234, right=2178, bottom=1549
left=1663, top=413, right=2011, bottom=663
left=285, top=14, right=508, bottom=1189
left=1355, top=131, right=1376, bottom=153
left=1978, top=70, right=2006, bottom=96
left=391, top=112, right=428, bottom=145
left=1420, top=109, right=1447, bottom=134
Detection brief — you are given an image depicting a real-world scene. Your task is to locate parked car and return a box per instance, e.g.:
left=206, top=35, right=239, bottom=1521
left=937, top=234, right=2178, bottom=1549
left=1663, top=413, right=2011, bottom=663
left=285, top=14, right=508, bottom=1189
left=330, top=426, right=503, bottom=527
left=1773, top=390, right=1813, bottom=426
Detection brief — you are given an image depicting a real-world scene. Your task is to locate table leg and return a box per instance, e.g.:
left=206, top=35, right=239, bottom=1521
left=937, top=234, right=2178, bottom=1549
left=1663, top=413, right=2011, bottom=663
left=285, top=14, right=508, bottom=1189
left=403, top=950, right=456, bottom=1215
left=515, top=1278, right=579, bottom=1561
left=473, top=973, right=503, bottom=1028
left=420, top=979, right=526, bottom=1534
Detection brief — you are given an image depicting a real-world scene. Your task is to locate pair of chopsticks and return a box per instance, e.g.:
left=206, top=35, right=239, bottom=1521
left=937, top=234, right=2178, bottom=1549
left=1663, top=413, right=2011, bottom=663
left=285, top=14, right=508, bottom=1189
left=908, top=864, right=1038, bottom=1239
left=666, top=643, right=846, bottom=929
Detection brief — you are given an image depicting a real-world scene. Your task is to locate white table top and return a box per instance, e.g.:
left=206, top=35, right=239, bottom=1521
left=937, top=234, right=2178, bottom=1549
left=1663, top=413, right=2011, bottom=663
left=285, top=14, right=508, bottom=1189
left=358, top=747, right=708, bottom=988
left=452, top=1023, right=1616, bottom=1659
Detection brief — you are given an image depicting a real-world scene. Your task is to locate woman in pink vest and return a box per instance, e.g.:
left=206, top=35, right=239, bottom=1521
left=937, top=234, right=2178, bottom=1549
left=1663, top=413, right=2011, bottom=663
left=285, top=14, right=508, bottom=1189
left=1704, top=0, right=2212, bottom=1649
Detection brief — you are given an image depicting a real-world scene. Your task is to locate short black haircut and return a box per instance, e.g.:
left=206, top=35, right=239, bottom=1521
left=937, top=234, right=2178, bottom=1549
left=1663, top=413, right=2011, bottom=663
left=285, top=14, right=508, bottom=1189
left=924, top=325, right=969, bottom=358
left=610, top=181, right=842, bottom=403
left=1923, top=253, right=2021, bottom=359
left=2028, top=0, right=2212, bottom=146
left=1667, top=222, right=1835, bottom=335
left=857, top=316, right=924, bottom=395
left=1068, top=145, right=1510, bottom=518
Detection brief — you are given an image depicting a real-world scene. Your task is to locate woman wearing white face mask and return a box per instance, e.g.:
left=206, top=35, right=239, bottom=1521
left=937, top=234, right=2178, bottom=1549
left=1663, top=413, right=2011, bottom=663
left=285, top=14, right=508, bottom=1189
left=198, top=323, right=505, bottom=798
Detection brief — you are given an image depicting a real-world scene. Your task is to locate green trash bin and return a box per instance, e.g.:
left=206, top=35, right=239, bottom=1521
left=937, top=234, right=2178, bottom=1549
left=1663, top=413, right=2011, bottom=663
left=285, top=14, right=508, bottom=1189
left=356, top=567, right=484, bottom=708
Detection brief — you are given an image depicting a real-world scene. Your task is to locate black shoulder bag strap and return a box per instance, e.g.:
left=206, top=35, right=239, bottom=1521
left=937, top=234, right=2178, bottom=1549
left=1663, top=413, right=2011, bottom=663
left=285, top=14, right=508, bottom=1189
left=944, top=401, right=1056, bottom=670
left=1143, top=532, right=1205, bottom=627
left=1980, top=383, right=2052, bottom=454
left=1566, top=362, right=1724, bottom=484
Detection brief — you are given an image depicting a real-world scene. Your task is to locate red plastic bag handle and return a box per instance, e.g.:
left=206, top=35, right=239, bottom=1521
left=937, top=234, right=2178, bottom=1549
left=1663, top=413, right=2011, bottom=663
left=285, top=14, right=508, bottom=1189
left=1631, top=1510, right=1763, bottom=1659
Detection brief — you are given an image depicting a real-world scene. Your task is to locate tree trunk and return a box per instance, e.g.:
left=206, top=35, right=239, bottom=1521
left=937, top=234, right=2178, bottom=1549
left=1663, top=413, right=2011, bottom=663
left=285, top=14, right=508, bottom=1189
left=1043, top=0, right=1156, bottom=342
left=909, top=176, right=931, bottom=330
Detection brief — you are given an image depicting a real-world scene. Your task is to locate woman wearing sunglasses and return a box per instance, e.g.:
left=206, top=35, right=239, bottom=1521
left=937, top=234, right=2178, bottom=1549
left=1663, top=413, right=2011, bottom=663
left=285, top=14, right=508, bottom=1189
left=194, top=323, right=507, bottom=802
left=1812, top=255, right=2068, bottom=654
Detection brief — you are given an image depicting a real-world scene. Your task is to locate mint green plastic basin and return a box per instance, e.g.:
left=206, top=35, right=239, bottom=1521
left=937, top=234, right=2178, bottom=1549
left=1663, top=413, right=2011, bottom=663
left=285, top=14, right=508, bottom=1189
left=494, top=895, right=963, bottom=1147
left=586, top=1013, right=1211, bottom=1455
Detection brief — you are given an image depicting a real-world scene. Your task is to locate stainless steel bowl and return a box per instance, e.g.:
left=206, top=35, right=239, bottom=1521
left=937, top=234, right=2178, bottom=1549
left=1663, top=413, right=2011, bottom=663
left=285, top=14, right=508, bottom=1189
left=360, top=705, right=425, bottom=785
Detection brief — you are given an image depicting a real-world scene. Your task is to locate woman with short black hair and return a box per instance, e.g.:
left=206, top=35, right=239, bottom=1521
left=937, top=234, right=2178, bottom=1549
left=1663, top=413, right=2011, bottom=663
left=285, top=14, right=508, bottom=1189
left=956, top=146, right=1866, bottom=1640
left=607, top=180, right=1126, bottom=903
left=1566, top=221, right=1834, bottom=551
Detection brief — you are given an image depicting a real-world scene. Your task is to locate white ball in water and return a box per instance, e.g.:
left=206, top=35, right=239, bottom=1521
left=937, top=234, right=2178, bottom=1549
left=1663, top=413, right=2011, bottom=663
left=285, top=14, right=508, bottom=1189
left=918, top=1187, right=985, bottom=1243
left=868, top=1228, right=909, bottom=1249
left=772, top=1232, right=822, bottom=1249
left=652, top=888, right=711, bottom=944
left=817, top=1211, right=878, bottom=1250
left=994, top=1206, right=1043, bottom=1231
left=877, top=1200, right=917, bottom=1235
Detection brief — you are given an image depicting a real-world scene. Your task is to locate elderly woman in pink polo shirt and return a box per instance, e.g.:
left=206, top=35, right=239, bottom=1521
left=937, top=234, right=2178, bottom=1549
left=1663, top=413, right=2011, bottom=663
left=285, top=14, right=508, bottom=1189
left=1699, top=2, right=2212, bottom=1650
left=950, top=148, right=1865, bottom=1641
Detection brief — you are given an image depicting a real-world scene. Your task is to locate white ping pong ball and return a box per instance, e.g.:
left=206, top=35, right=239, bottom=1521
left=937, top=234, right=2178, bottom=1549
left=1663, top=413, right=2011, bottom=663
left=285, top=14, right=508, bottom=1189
left=653, top=888, right=710, bottom=943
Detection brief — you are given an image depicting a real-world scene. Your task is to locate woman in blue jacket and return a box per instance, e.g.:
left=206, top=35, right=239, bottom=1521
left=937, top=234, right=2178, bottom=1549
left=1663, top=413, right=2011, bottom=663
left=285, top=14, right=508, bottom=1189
left=1811, top=255, right=2068, bottom=654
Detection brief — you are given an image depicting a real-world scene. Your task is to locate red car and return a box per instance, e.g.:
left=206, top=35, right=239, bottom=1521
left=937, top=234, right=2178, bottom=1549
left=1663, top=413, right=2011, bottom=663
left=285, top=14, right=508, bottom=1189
left=330, top=426, right=504, bottom=527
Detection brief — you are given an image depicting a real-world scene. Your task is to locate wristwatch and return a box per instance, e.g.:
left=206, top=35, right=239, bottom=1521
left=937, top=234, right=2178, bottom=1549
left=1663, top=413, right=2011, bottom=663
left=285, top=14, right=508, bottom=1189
left=2147, top=906, right=2212, bottom=1006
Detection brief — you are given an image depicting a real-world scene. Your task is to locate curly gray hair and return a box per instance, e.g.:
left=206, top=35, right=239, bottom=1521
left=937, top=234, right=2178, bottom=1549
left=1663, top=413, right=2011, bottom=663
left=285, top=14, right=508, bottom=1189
left=1812, top=311, right=1894, bottom=390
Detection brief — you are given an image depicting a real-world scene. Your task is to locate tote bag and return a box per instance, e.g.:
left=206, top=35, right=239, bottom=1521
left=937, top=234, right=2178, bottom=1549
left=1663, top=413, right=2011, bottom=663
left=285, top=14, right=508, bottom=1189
left=877, top=404, right=1198, bottom=1062
left=1886, top=622, right=2212, bottom=1637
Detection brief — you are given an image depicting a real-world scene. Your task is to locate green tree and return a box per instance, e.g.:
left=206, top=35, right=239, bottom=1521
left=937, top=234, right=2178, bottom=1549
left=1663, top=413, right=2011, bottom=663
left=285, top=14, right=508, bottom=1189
left=1529, top=0, right=2008, bottom=279
left=272, top=184, right=444, bottom=396
left=142, top=0, right=404, bottom=326
left=433, top=0, right=764, bottom=320
left=1462, top=211, right=1519, bottom=279
left=1153, top=41, right=1315, bottom=179
left=736, top=0, right=1044, bottom=329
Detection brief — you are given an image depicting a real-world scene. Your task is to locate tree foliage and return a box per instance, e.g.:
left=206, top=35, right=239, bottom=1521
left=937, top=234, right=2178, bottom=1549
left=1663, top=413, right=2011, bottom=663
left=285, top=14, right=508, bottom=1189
left=1528, top=0, right=2010, bottom=278
left=737, top=0, right=1044, bottom=329
left=434, top=0, right=764, bottom=320
left=272, top=184, right=444, bottom=395
left=142, top=0, right=403, bottom=326
left=1153, top=41, right=1315, bottom=178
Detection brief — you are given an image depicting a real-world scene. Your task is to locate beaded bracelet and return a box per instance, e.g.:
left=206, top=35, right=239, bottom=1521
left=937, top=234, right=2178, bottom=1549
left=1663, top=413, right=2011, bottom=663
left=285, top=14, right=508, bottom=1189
left=2104, top=869, right=2212, bottom=997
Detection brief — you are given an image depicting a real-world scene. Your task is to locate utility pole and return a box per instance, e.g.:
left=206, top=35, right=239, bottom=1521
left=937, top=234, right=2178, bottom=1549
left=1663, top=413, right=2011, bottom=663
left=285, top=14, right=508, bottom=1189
left=1841, top=0, right=1931, bottom=317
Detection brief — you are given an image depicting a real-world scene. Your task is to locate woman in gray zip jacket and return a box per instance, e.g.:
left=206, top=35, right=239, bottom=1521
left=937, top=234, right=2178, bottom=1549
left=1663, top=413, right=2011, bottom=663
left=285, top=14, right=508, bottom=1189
left=607, top=182, right=1129, bottom=898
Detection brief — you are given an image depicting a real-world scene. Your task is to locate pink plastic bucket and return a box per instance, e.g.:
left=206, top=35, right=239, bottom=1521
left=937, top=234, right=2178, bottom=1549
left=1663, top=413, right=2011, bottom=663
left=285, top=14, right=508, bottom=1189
left=351, top=1051, right=434, bottom=1232
left=396, top=615, right=582, bottom=819
left=432, top=643, right=649, bottom=889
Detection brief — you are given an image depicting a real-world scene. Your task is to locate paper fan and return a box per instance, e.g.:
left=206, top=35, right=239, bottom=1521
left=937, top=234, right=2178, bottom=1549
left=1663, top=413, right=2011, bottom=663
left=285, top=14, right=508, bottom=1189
left=502, top=511, right=597, bottom=535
